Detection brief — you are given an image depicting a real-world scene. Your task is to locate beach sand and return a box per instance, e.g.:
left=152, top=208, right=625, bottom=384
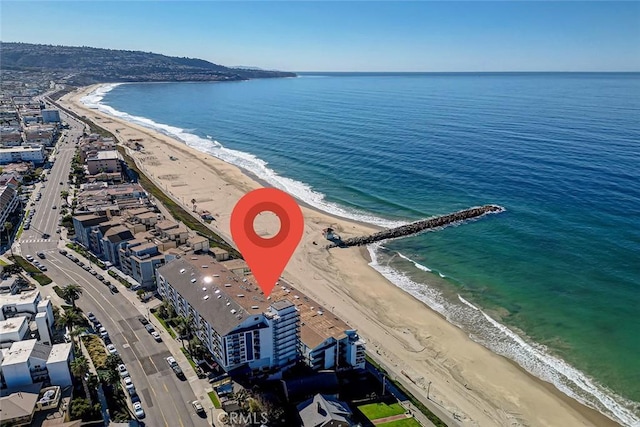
left=59, top=85, right=619, bottom=427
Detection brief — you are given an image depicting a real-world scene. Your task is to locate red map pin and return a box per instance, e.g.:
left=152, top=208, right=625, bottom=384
left=230, top=188, right=304, bottom=297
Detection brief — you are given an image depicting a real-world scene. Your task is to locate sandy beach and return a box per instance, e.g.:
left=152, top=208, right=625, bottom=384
left=59, top=85, right=619, bottom=427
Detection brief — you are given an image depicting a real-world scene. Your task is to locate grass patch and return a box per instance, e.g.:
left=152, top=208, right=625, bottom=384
left=208, top=391, right=221, bottom=409
left=116, top=145, right=240, bottom=258
left=9, top=255, right=52, bottom=285
left=180, top=347, right=198, bottom=372
left=53, top=285, right=64, bottom=299
left=0, top=259, right=7, bottom=266
left=152, top=310, right=176, bottom=339
left=358, top=402, right=405, bottom=420
left=82, top=335, right=107, bottom=369
left=365, top=355, right=447, bottom=427
left=378, top=418, right=422, bottom=427
left=66, top=243, right=106, bottom=268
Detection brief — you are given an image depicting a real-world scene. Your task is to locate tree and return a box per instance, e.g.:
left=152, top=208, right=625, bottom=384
left=56, top=308, right=81, bottom=333
left=60, top=190, right=69, bottom=201
left=71, top=356, right=92, bottom=402
left=191, top=198, right=197, bottom=212
left=60, top=283, right=83, bottom=308
left=104, top=354, right=121, bottom=373
left=70, top=397, right=92, bottom=420
left=175, top=315, right=193, bottom=351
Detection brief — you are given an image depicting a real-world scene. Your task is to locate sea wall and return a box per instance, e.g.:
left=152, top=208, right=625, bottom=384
left=326, top=205, right=504, bottom=248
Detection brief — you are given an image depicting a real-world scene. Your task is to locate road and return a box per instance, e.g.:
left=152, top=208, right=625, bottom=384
left=16, top=109, right=210, bottom=427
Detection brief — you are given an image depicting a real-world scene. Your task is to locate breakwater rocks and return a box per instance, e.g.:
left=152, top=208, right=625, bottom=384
left=326, top=205, right=505, bottom=249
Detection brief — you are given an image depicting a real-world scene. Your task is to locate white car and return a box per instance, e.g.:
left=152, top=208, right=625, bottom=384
left=99, top=327, right=108, bottom=338
left=123, top=376, right=135, bottom=394
left=166, top=356, right=177, bottom=367
left=151, top=331, right=162, bottom=342
left=117, top=364, right=129, bottom=378
left=106, top=344, right=117, bottom=355
left=133, top=402, right=145, bottom=419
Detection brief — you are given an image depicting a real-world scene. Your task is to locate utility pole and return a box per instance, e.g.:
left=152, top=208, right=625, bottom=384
left=427, top=381, right=432, bottom=400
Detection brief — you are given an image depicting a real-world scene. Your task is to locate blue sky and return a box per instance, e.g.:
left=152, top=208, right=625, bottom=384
left=1, top=1, right=638, bottom=72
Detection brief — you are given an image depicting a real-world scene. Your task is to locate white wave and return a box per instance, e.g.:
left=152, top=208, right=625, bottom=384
left=368, top=243, right=639, bottom=426
left=80, top=84, right=404, bottom=229
left=397, top=252, right=432, bottom=272
left=438, top=272, right=446, bottom=278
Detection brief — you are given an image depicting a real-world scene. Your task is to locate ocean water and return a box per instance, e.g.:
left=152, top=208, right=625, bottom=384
left=84, top=73, right=640, bottom=425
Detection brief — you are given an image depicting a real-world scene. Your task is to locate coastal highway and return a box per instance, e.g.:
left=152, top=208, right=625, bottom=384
left=16, top=112, right=209, bottom=427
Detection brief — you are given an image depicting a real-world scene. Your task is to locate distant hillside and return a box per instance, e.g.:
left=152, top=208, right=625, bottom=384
left=0, top=42, right=296, bottom=85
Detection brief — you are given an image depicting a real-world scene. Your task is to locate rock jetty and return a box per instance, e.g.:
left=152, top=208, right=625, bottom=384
left=326, top=205, right=504, bottom=249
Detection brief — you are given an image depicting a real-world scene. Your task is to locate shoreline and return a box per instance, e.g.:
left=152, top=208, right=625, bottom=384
left=59, top=84, right=622, bottom=427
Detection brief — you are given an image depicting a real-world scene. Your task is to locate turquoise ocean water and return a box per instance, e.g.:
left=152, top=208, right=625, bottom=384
left=83, top=73, right=639, bottom=425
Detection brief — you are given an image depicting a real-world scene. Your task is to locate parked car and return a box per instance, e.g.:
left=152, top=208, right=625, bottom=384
left=106, top=344, right=118, bottom=355
left=138, top=317, right=149, bottom=325
left=87, top=312, right=96, bottom=322
left=59, top=249, right=67, bottom=255
left=109, top=284, right=119, bottom=293
left=99, top=327, right=108, bottom=339
left=117, top=364, right=129, bottom=378
left=39, top=265, right=47, bottom=271
left=123, top=377, right=135, bottom=394
left=166, top=356, right=177, bottom=368
left=133, top=402, right=145, bottom=419
left=191, top=400, right=205, bottom=414
left=151, top=331, right=162, bottom=342
left=145, top=324, right=155, bottom=334
left=25, top=255, right=34, bottom=262
left=37, top=252, right=45, bottom=259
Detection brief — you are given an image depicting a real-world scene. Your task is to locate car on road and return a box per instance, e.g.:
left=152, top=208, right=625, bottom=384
left=59, top=249, right=67, bottom=255
left=52, top=205, right=57, bottom=209
left=123, top=377, right=135, bottom=394
left=99, top=327, right=108, bottom=339
left=89, top=269, right=97, bottom=276
left=166, top=356, right=177, bottom=367
left=82, top=265, right=91, bottom=272
left=109, top=284, right=119, bottom=293
left=145, top=324, right=155, bottom=334
left=39, top=265, right=47, bottom=271
left=133, top=402, right=145, bottom=419
left=25, top=255, right=34, bottom=262
left=42, top=233, right=50, bottom=239
left=87, top=312, right=96, bottom=322
left=77, top=261, right=84, bottom=267
left=117, top=364, right=129, bottom=378
left=96, top=274, right=104, bottom=281
left=106, top=344, right=117, bottom=355
left=59, top=182, right=63, bottom=185
left=151, top=331, right=162, bottom=342
left=138, top=317, right=149, bottom=325
left=191, top=400, right=205, bottom=415
left=37, top=252, right=45, bottom=259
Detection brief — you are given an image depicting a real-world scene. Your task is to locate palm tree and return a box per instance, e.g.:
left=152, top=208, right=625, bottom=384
left=60, top=190, right=69, bottom=201
left=71, top=356, right=92, bottom=402
left=61, top=284, right=83, bottom=308
left=56, top=309, right=81, bottom=333
left=175, top=315, right=193, bottom=351
left=99, top=368, right=121, bottom=394
left=104, top=354, right=121, bottom=373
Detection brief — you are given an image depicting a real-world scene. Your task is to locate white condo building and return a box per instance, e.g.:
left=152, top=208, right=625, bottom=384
left=0, top=146, right=45, bottom=165
left=156, top=255, right=365, bottom=378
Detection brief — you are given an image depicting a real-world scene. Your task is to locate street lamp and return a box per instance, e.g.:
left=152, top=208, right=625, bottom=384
left=427, top=381, right=432, bottom=400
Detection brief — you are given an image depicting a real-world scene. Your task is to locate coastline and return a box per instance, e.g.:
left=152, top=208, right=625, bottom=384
left=59, top=84, right=621, bottom=427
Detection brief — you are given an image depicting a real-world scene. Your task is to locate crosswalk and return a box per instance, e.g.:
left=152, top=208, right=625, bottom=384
left=19, top=239, right=53, bottom=244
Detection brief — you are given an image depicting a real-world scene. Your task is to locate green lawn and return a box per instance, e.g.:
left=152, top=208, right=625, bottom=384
left=9, top=255, right=52, bottom=285
left=377, top=418, right=422, bottom=427
left=208, top=391, right=221, bottom=409
left=358, top=402, right=405, bottom=420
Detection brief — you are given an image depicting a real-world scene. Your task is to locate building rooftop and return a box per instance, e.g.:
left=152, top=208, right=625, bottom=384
left=0, top=315, right=28, bottom=335
left=219, top=259, right=249, bottom=271
left=0, top=289, right=40, bottom=308
left=89, top=150, right=119, bottom=161
left=2, top=339, right=37, bottom=365
left=0, top=389, right=39, bottom=422
left=297, top=393, right=352, bottom=427
left=48, top=342, right=72, bottom=364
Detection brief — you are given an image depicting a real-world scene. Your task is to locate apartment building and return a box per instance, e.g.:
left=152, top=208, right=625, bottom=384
left=0, top=146, right=45, bottom=165
left=156, top=255, right=366, bottom=378
left=0, top=339, right=73, bottom=388
left=0, top=184, right=20, bottom=226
